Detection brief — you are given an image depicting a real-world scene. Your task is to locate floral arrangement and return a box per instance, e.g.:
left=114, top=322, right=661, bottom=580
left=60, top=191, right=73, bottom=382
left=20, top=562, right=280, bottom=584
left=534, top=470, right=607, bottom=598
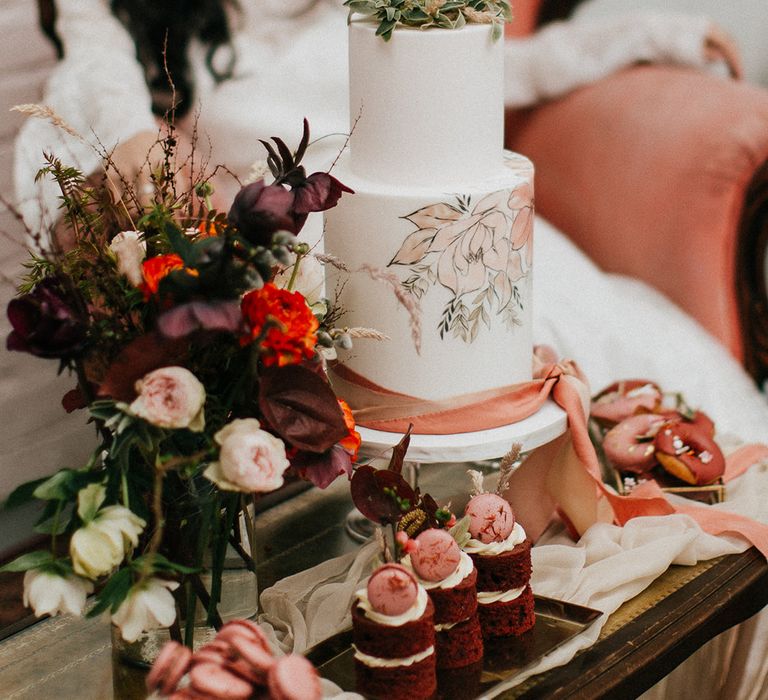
left=2, top=118, right=363, bottom=644
left=344, top=0, right=512, bottom=41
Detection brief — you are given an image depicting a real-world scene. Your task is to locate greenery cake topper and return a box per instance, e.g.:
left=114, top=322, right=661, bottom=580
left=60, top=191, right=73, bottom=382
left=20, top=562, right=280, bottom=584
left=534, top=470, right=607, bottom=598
left=344, top=0, right=513, bottom=41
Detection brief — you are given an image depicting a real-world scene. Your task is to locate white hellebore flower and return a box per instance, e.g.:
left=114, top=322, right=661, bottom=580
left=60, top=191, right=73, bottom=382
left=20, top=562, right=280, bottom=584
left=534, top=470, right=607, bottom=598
left=109, top=230, right=146, bottom=287
left=204, top=418, right=290, bottom=493
left=23, top=569, right=93, bottom=618
left=273, top=253, right=325, bottom=306
left=112, top=578, right=180, bottom=643
left=70, top=484, right=146, bottom=579
left=129, top=366, right=206, bottom=431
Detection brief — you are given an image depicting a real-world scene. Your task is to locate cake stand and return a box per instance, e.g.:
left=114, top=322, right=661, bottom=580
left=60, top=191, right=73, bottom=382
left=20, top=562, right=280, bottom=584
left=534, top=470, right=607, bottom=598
left=345, top=398, right=568, bottom=541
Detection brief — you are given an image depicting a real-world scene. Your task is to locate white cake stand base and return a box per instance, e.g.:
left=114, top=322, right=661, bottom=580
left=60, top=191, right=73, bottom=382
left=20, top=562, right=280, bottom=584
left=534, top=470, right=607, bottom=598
left=345, top=399, right=568, bottom=541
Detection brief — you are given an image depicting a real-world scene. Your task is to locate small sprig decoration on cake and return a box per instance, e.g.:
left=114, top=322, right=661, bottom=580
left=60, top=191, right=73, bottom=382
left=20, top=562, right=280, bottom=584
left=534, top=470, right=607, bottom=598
left=350, top=428, right=457, bottom=559
left=344, top=0, right=513, bottom=41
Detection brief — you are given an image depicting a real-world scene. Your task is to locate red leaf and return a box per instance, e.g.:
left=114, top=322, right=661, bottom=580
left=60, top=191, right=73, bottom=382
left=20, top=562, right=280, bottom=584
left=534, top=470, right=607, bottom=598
left=258, top=364, right=348, bottom=453
left=97, top=332, right=188, bottom=402
left=350, top=465, right=417, bottom=525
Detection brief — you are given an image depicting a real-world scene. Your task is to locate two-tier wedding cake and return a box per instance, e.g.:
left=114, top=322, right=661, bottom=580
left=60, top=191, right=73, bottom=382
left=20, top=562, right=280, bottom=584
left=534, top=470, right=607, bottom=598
left=325, top=19, right=533, bottom=425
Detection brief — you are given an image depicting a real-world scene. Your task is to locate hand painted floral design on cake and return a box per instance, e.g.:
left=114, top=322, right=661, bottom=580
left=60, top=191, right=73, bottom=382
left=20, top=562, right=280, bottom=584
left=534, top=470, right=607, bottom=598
left=388, top=182, right=533, bottom=342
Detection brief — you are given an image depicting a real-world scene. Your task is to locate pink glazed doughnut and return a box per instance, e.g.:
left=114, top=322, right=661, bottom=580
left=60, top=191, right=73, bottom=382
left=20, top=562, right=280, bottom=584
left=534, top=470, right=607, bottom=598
left=410, top=528, right=462, bottom=581
left=654, top=421, right=725, bottom=486
left=464, top=492, right=515, bottom=544
left=590, top=380, right=663, bottom=427
left=267, top=654, right=322, bottom=700
left=603, top=413, right=667, bottom=473
left=366, top=563, right=419, bottom=616
left=145, top=641, right=192, bottom=696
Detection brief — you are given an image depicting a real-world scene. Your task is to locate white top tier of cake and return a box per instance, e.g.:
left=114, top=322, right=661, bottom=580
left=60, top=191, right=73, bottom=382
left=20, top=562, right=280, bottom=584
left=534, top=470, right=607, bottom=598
left=348, top=20, right=505, bottom=187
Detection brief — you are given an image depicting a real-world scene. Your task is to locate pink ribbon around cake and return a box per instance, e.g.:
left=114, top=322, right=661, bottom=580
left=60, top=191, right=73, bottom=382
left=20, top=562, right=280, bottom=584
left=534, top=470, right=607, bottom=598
left=331, top=360, right=768, bottom=558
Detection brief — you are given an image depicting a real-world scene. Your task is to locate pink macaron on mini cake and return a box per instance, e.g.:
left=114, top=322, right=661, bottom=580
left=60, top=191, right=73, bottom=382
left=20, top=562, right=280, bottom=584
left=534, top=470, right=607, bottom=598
left=463, top=491, right=535, bottom=639
left=401, top=528, right=484, bottom=670
left=351, top=562, right=437, bottom=699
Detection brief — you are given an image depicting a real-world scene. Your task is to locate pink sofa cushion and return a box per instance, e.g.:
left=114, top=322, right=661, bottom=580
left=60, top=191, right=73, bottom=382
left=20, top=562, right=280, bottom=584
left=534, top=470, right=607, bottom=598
left=507, top=66, right=768, bottom=358
left=506, top=0, right=542, bottom=37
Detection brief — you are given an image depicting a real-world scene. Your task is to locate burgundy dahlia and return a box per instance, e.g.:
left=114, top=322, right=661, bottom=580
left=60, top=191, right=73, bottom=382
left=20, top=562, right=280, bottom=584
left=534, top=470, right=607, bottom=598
left=7, top=277, right=87, bottom=359
left=228, top=180, right=304, bottom=246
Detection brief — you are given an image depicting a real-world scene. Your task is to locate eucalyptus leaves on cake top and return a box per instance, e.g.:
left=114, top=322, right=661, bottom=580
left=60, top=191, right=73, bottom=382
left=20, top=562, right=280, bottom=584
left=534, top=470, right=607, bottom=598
left=344, top=0, right=513, bottom=41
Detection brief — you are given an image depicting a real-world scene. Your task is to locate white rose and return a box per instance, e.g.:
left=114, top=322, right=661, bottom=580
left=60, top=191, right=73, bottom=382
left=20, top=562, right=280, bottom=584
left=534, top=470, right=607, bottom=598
left=23, top=569, right=93, bottom=618
left=109, top=231, right=146, bottom=287
left=112, top=578, right=179, bottom=643
left=70, top=504, right=146, bottom=579
left=204, top=418, right=290, bottom=493
left=130, top=366, right=206, bottom=431
left=273, top=253, right=325, bottom=306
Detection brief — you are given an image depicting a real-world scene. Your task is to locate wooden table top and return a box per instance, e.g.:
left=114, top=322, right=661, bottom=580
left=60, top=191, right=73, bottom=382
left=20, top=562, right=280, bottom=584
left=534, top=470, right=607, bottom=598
left=0, top=462, right=766, bottom=699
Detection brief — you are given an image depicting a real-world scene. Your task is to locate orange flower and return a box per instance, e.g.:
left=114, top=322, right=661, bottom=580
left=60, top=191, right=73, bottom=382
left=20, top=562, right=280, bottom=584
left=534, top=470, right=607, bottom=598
left=139, top=254, right=197, bottom=299
left=240, top=283, right=318, bottom=366
left=337, top=399, right=361, bottom=461
left=197, top=220, right=220, bottom=238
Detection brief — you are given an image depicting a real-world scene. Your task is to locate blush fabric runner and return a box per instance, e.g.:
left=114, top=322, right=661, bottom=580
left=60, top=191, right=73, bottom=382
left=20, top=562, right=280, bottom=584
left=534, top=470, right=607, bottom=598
left=331, top=358, right=768, bottom=558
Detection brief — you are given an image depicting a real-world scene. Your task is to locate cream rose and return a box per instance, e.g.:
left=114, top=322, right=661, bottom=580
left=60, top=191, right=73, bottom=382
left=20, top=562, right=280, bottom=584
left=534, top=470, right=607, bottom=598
left=109, top=230, right=146, bottom=287
left=129, top=366, right=206, bottom=431
left=204, top=418, right=290, bottom=493
left=23, top=569, right=93, bottom=618
left=70, top=487, right=146, bottom=579
left=112, top=578, right=179, bottom=642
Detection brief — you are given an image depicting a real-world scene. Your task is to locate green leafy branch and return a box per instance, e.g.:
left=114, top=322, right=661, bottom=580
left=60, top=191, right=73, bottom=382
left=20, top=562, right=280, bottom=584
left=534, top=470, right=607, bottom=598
left=344, top=0, right=512, bottom=41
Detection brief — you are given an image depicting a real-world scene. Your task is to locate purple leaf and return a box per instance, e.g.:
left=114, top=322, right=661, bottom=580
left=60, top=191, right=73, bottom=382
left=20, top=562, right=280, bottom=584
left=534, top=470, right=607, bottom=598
left=258, top=364, right=348, bottom=453
left=349, top=465, right=417, bottom=525
left=158, top=300, right=242, bottom=339
left=291, top=445, right=352, bottom=489
left=292, top=172, right=354, bottom=215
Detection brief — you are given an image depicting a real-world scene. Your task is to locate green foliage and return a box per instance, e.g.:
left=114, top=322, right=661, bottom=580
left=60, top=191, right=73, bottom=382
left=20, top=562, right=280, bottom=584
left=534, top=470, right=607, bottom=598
left=0, top=550, right=54, bottom=573
left=344, top=0, right=512, bottom=41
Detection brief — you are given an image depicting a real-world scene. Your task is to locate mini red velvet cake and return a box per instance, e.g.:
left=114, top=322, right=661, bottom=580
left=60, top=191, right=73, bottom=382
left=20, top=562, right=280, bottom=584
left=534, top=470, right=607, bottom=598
left=463, top=493, right=535, bottom=639
left=351, top=563, right=437, bottom=699
left=404, top=528, right=483, bottom=670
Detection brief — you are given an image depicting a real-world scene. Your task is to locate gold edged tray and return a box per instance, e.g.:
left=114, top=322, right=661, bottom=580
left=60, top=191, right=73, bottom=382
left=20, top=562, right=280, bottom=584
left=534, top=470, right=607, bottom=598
left=305, top=595, right=602, bottom=699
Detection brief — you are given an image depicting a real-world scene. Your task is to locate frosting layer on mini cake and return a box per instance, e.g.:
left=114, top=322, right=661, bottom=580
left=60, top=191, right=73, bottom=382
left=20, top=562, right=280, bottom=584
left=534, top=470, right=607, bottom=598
left=325, top=20, right=534, bottom=414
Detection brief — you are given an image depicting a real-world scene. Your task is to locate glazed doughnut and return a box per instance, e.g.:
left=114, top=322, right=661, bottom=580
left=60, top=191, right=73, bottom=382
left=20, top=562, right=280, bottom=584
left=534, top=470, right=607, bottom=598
left=590, top=380, right=662, bottom=427
left=654, top=421, right=725, bottom=485
left=659, top=409, right=716, bottom=438
left=602, top=414, right=667, bottom=474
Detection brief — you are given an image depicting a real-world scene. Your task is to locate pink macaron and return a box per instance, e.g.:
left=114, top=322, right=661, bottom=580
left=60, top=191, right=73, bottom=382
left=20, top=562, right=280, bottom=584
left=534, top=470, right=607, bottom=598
left=267, top=654, right=322, bottom=700
left=410, top=528, right=462, bottom=581
left=227, top=630, right=275, bottom=678
left=464, top=492, right=515, bottom=544
left=366, top=563, right=419, bottom=616
left=145, top=641, right=192, bottom=696
left=603, top=413, right=667, bottom=474
left=188, top=661, right=254, bottom=700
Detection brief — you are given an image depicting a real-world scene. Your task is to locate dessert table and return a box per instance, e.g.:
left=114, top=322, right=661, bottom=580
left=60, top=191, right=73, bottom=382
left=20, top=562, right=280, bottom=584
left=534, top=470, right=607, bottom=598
left=1, top=460, right=766, bottom=699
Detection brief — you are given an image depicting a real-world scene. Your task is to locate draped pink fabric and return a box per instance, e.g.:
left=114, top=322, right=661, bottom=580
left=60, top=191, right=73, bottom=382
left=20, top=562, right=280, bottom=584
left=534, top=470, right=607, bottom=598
left=332, top=361, right=768, bottom=558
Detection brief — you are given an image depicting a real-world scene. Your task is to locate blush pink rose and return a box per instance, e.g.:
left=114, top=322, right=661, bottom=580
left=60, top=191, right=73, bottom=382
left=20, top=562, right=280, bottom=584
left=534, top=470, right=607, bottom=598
left=129, top=366, right=206, bottom=431
left=204, top=419, right=289, bottom=493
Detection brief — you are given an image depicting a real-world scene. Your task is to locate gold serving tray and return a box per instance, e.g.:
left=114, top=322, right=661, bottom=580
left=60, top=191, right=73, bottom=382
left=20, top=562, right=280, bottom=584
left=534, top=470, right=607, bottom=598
left=305, top=595, right=602, bottom=699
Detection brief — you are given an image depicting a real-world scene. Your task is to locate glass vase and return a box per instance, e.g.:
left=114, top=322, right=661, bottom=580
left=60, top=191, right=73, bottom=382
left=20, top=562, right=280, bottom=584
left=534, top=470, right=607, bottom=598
left=111, top=515, right=259, bottom=699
